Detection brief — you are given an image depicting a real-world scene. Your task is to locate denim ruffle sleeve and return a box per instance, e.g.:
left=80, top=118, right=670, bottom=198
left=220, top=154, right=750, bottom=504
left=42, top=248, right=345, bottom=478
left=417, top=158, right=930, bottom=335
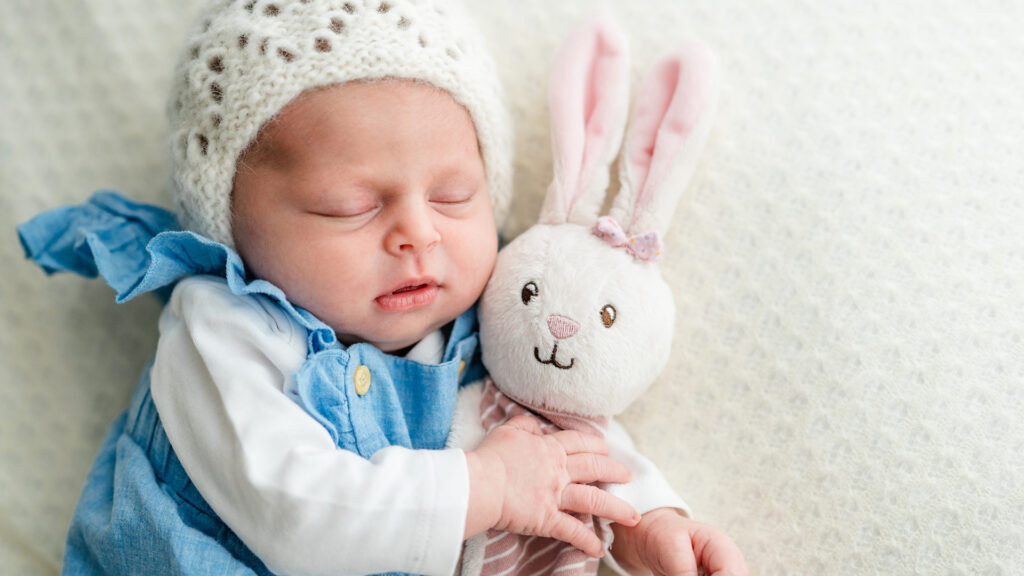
left=17, top=191, right=332, bottom=339
left=17, top=191, right=182, bottom=302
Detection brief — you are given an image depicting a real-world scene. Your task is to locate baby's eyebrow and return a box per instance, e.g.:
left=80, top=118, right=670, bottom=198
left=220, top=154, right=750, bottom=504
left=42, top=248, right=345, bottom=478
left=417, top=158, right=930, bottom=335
left=430, top=170, right=473, bottom=187
left=242, top=94, right=335, bottom=167
left=429, top=161, right=485, bottom=185
left=237, top=124, right=302, bottom=173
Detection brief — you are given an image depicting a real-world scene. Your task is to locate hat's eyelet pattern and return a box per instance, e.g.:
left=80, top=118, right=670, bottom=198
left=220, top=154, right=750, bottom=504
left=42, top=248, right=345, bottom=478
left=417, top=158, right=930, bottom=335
left=209, top=82, right=223, bottom=103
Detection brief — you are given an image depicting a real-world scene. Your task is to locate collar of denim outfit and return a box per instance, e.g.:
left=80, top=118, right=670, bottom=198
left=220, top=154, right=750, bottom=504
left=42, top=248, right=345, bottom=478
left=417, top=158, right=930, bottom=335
left=19, top=190, right=484, bottom=455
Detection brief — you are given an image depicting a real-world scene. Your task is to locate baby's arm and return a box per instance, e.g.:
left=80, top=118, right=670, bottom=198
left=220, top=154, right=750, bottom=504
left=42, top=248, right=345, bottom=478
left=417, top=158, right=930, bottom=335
left=153, top=277, right=469, bottom=576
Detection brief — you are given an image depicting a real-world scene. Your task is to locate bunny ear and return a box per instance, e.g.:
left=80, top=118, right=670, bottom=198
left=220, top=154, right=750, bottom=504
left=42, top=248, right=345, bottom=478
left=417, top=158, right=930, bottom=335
left=539, top=15, right=630, bottom=226
left=609, top=41, right=720, bottom=238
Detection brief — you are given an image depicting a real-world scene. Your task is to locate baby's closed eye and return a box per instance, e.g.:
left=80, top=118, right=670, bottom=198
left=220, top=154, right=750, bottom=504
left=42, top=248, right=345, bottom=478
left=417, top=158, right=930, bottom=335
left=427, top=170, right=484, bottom=206
left=428, top=186, right=476, bottom=205
left=306, top=191, right=383, bottom=219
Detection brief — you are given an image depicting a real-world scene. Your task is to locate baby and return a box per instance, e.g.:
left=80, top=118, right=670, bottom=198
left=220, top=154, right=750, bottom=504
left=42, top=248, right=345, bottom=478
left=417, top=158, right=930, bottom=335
left=19, top=1, right=747, bottom=575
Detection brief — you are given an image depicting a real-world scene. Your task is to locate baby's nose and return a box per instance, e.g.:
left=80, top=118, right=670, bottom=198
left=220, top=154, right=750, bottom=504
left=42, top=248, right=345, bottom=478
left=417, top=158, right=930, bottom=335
left=547, top=314, right=580, bottom=339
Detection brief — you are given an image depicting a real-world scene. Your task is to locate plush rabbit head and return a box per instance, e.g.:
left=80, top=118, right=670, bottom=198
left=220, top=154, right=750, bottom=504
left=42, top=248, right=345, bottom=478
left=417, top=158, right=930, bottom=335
left=479, top=16, right=720, bottom=418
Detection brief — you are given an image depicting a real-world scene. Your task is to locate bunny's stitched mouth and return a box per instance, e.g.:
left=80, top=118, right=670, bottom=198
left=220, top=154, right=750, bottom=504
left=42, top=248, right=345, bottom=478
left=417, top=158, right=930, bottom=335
left=534, top=344, right=574, bottom=370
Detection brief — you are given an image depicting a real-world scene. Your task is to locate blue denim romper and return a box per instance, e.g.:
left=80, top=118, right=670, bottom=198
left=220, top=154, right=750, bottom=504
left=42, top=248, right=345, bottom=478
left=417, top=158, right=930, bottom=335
left=18, top=191, right=485, bottom=576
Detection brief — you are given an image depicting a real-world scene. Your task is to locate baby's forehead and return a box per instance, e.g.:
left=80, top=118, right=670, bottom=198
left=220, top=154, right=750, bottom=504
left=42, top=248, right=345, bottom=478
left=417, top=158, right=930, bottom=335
left=242, top=80, right=478, bottom=163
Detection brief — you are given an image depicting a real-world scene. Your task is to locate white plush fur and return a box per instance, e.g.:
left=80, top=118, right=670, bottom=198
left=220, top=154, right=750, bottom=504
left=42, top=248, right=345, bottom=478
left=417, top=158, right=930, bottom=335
left=445, top=381, right=487, bottom=576
left=480, top=224, right=675, bottom=417
left=446, top=380, right=486, bottom=451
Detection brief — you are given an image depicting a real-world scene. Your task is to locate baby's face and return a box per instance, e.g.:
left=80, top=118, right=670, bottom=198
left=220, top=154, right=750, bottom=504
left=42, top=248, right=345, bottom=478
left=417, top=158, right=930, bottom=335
left=231, top=81, right=497, bottom=352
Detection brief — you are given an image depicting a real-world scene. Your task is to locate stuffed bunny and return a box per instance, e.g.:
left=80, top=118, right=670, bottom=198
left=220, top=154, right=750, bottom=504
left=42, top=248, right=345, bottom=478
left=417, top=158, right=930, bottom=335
left=448, top=15, right=719, bottom=576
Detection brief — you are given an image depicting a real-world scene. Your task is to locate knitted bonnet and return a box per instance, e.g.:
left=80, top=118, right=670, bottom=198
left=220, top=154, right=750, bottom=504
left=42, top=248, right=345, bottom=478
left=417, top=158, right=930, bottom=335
left=168, top=0, right=512, bottom=248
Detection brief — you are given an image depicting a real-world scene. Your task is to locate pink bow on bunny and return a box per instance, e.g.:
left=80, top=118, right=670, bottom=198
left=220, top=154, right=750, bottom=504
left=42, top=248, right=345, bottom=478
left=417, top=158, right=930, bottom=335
left=592, top=216, right=663, bottom=262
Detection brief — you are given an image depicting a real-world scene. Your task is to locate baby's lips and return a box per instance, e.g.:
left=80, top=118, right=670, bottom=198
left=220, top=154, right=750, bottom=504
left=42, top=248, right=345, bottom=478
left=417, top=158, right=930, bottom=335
left=374, top=283, right=439, bottom=312
left=380, top=275, right=439, bottom=296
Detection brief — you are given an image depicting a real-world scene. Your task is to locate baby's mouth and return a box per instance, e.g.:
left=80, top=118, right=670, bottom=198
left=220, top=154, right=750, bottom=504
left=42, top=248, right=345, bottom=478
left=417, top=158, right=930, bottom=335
left=375, top=280, right=439, bottom=312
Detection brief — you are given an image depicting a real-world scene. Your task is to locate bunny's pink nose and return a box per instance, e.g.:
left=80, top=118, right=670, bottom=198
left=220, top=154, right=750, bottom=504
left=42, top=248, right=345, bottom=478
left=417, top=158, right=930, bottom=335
left=547, top=314, right=580, bottom=339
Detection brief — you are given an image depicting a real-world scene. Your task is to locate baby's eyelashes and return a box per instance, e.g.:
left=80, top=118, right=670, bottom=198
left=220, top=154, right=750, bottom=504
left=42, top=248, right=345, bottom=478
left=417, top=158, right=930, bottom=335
left=428, top=184, right=477, bottom=204
left=306, top=204, right=382, bottom=224
left=303, top=182, right=481, bottom=225
left=432, top=193, right=472, bottom=204
left=427, top=186, right=483, bottom=219
left=306, top=194, right=383, bottom=219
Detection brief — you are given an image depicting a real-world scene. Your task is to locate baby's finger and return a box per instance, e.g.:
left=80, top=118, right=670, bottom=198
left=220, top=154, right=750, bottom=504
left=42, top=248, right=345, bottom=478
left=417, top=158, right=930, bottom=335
left=692, top=525, right=750, bottom=576
left=547, top=512, right=604, bottom=558
left=654, top=539, right=697, bottom=576
left=549, top=429, right=608, bottom=456
left=561, top=484, right=639, bottom=527
left=501, top=413, right=543, bottom=435
left=566, top=452, right=632, bottom=485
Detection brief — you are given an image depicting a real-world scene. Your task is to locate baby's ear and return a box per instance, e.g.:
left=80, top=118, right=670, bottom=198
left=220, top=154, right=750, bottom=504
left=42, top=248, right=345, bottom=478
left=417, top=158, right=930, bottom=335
left=539, top=15, right=630, bottom=227
left=609, top=41, right=720, bottom=238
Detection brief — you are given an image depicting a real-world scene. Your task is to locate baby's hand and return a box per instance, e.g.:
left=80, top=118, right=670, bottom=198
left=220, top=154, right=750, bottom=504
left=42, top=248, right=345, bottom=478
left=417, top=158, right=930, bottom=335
left=610, top=508, right=749, bottom=576
left=465, top=414, right=640, bottom=558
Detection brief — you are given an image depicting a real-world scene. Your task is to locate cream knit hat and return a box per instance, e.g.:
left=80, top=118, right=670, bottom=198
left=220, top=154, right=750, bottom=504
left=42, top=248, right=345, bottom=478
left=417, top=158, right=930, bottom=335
left=168, top=0, right=512, bottom=248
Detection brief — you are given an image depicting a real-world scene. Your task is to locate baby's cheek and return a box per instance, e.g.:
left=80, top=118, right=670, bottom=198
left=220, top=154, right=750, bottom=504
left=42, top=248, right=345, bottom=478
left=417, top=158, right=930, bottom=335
left=471, top=242, right=499, bottom=289
left=459, top=220, right=497, bottom=265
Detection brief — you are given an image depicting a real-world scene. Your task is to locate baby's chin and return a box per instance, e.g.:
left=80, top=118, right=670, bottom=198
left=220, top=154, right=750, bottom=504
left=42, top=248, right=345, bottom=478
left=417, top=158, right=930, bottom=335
left=336, top=317, right=452, bottom=354
left=330, top=292, right=477, bottom=352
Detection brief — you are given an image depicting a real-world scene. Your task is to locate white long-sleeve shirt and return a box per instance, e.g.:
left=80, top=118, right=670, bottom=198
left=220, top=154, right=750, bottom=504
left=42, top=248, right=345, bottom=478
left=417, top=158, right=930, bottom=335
left=151, top=275, right=687, bottom=576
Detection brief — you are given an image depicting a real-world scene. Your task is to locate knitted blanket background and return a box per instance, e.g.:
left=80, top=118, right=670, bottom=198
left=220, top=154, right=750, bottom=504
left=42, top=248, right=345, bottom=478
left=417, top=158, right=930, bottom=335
left=2, top=1, right=1022, bottom=574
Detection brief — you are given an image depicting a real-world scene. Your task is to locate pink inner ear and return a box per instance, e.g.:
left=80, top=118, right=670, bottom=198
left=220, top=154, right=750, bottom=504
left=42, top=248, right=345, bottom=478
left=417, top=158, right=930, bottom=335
left=550, top=19, right=628, bottom=218
left=626, top=46, right=714, bottom=231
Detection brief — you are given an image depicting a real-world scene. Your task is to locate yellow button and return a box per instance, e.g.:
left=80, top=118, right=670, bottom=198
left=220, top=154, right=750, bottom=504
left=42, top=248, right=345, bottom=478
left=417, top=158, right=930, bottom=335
left=458, top=361, right=466, bottom=379
left=353, top=365, right=371, bottom=396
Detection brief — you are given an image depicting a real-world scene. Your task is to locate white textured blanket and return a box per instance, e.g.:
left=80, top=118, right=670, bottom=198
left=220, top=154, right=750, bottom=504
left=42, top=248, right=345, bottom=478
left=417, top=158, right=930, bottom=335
left=2, top=1, right=1022, bottom=574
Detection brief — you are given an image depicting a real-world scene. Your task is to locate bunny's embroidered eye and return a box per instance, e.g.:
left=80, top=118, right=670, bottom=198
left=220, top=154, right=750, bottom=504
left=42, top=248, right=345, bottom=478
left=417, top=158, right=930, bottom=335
left=521, top=281, right=539, bottom=305
left=600, top=304, right=617, bottom=328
